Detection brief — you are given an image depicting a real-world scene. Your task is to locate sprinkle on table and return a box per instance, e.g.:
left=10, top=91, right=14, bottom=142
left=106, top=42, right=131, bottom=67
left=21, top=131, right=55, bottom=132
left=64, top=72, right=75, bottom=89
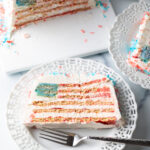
left=96, top=0, right=110, bottom=18
left=98, top=25, right=103, bottom=28
left=90, top=32, right=95, bottom=35
left=59, top=65, right=62, bottom=69
left=80, top=29, right=85, bottom=34
left=84, top=38, right=88, bottom=43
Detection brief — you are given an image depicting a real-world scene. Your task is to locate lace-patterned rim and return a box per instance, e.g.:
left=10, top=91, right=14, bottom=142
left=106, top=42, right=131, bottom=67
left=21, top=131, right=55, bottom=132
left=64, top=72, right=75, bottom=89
left=7, top=58, right=137, bottom=150
left=109, top=0, right=150, bottom=89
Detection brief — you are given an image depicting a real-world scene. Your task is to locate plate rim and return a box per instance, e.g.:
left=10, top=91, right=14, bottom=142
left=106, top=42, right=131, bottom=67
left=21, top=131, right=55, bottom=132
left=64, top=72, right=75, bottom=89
left=7, top=58, right=138, bottom=150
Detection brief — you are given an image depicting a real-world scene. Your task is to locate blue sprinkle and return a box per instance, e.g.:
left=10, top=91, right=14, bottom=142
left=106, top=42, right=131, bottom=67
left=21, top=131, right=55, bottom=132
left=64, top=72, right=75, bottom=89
left=103, top=14, right=107, bottom=18
left=91, top=73, right=96, bottom=76
left=107, top=75, right=116, bottom=86
left=129, top=39, right=138, bottom=53
left=53, top=72, right=58, bottom=75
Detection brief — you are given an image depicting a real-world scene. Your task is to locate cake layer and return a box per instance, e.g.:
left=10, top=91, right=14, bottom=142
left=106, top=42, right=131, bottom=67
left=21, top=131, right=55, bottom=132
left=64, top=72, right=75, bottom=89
left=24, top=73, right=121, bottom=129
left=32, top=100, right=114, bottom=107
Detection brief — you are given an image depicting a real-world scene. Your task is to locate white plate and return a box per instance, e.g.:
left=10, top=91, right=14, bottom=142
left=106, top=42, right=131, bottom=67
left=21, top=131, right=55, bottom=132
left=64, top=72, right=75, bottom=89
left=7, top=58, right=137, bottom=150
left=0, top=1, right=115, bottom=74
left=109, top=0, right=150, bottom=89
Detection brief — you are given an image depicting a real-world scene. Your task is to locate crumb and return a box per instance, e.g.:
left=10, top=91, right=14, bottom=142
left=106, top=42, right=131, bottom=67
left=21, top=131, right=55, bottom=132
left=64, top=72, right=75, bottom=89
left=84, top=38, right=88, bottom=43
left=24, top=33, right=31, bottom=39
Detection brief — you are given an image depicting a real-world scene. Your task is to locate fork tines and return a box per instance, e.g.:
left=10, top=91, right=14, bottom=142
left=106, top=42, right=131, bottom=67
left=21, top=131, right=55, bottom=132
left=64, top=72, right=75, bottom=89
left=39, top=128, right=74, bottom=146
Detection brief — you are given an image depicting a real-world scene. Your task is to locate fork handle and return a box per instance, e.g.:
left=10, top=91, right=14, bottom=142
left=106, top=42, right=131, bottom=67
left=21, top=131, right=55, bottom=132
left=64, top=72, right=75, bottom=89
left=89, top=137, right=150, bottom=147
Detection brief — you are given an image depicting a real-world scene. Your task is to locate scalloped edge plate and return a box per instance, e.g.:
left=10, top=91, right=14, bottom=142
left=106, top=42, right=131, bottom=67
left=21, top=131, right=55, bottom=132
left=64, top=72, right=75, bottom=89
left=109, top=0, right=150, bottom=89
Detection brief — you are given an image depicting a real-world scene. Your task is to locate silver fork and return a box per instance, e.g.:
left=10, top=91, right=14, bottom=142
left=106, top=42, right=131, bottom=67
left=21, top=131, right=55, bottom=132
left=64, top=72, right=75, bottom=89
left=39, top=128, right=150, bottom=147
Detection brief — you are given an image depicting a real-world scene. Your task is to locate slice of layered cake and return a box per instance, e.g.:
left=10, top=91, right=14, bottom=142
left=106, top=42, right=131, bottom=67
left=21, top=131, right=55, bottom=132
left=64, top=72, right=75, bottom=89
left=3, top=0, right=97, bottom=33
left=24, top=73, right=121, bottom=129
left=128, top=12, right=150, bottom=75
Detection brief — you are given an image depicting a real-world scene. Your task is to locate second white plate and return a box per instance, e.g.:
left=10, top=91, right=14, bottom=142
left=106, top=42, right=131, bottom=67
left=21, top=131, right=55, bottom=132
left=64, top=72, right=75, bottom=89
left=109, top=0, right=150, bottom=89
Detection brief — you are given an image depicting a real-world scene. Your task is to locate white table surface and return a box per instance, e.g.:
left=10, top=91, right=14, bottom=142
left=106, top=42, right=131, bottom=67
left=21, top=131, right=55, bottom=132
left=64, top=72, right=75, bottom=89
left=1, top=1, right=150, bottom=150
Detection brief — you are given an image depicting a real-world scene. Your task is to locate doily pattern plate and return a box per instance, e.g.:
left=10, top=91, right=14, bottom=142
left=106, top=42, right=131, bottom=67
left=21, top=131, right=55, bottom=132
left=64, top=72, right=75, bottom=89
left=7, top=58, right=137, bottom=150
left=109, top=0, right=150, bottom=89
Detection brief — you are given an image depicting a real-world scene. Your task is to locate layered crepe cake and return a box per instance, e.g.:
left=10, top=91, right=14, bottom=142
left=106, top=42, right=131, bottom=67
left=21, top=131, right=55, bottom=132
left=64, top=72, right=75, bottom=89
left=128, top=12, right=150, bottom=75
left=3, top=0, right=97, bottom=35
left=24, top=73, right=122, bottom=129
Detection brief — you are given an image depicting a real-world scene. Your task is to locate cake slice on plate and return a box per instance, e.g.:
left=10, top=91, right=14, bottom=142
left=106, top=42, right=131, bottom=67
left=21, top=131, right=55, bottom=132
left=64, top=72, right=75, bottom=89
left=24, top=73, right=121, bottom=129
left=128, top=12, right=150, bottom=75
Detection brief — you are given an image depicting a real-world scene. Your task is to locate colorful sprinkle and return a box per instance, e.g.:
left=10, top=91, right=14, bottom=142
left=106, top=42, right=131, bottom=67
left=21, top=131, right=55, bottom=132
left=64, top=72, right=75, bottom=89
left=90, top=32, right=95, bottom=34
left=0, top=3, right=14, bottom=47
left=7, top=40, right=14, bottom=44
left=80, top=29, right=85, bottom=34
left=106, top=75, right=116, bottom=86
left=84, top=38, right=88, bottom=43
left=96, top=0, right=110, bottom=18
left=98, top=25, right=103, bottom=28
left=59, top=66, right=62, bottom=69
left=41, top=73, right=44, bottom=76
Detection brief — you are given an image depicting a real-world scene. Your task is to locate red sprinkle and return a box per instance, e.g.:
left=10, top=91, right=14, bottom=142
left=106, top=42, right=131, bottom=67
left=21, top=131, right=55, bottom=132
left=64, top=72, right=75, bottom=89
left=84, top=38, right=88, bottom=43
left=90, top=32, right=95, bottom=35
left=98, top=25, right=103, bottom=28
left=28, top=90, right=31, bottom=98
left=103, top=3, right=108, bottom=8
left=65, top=73, right=70, bottom=78
left=41, top=73, right=44, bottom=76
left=80, top=29, right=85, bottom=34
left=59, top=65, right=62, bottom=69
left=7, top=40, right=13, bottom=44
